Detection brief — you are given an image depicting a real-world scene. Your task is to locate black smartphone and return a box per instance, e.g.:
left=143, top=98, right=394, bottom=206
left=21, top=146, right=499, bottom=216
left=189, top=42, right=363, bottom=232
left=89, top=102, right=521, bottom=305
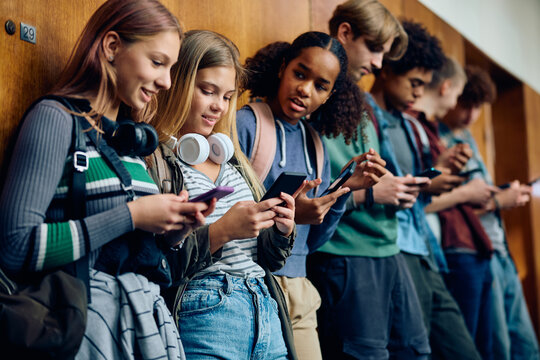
left=320, top=161, right=356, bottom=196
left=458, top=168, right=482, bottom=177
left=189, top=186, right=234, bottom=203
left=260, top=172, right=307, bottom=202
left=416, top=167, right=442, bottom=179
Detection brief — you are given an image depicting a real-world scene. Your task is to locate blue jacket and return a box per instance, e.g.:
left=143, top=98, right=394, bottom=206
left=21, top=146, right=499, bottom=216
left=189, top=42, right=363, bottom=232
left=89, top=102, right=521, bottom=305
left=366, top=94, right=444, bottom=271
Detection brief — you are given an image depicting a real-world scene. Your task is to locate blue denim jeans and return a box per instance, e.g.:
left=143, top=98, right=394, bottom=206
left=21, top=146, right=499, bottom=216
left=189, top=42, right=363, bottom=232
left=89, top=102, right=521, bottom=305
left=491, top=252, right=539, bottom=360
left=444, top=253, right=493, bottom=360
left=177, top=274, right=288, bottom=360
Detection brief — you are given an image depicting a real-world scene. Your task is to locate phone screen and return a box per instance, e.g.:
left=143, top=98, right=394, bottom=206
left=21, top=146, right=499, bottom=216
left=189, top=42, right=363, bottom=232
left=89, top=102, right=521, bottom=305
left=320, top=162, right=356, bottom=196
left=260, top=172, right=307, bottom=202
left=189, top=186, right=234, bottom=203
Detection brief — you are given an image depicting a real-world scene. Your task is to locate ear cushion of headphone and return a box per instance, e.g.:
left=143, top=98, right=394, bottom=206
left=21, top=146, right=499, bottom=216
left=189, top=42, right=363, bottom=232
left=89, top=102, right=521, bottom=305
left=108, top=121, right=136, bottom=156
left=177, top=134, right=210, bottom=165
left=208, top=133, right=234, bottom=164
left=135, top=123, right=159, bottom=156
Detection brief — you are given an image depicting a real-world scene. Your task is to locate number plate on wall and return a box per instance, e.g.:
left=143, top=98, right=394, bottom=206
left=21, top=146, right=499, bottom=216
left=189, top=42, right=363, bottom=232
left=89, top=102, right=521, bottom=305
left=20, top=22, right=36, bottom=44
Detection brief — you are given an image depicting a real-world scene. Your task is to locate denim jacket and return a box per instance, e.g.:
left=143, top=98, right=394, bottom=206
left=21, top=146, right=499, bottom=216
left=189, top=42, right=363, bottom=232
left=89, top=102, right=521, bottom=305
left=366, top=94, right=443, bottom=271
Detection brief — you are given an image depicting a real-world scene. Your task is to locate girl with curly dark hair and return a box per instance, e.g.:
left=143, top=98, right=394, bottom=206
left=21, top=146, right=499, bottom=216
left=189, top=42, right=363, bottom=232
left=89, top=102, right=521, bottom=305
left=236, top=31, right=386, bottom=359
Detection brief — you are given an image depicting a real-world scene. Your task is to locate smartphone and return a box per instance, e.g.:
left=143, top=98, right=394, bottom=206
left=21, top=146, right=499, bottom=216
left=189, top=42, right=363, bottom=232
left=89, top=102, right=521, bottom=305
left=320, top=161, right=356, bottom=196
left=500, top=177, right=540, bottom=189
left=416, top=167, right=442, bottom=179
left=260, top=172, right=307, bottom=202
left=528, top=177, right=540, bottom=186
left=189, top=186, right=234, bottom=203
left=458, top=168, right=482, bottom=177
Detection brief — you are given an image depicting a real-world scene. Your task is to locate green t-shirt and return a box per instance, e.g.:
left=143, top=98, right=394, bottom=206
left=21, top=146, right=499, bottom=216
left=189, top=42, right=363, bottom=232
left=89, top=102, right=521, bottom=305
left=317, top=119, right=399, bottom=257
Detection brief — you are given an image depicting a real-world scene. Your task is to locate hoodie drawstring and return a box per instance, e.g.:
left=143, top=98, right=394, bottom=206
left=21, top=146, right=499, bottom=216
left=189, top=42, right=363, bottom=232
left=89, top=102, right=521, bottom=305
left=275, top=119, right=313, bottom=175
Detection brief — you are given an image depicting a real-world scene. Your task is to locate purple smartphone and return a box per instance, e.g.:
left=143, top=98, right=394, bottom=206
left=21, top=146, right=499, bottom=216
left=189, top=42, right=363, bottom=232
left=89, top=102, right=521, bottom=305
left=189, top=186, right=234, bottom=203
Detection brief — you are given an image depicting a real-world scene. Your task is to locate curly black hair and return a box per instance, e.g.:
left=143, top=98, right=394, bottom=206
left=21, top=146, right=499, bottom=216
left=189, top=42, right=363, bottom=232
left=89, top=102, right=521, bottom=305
left=243, top=31, right=365, bottom=144
left=458, top=65, right=497, bottom=107
left=382, top=20, right=445, bottom=75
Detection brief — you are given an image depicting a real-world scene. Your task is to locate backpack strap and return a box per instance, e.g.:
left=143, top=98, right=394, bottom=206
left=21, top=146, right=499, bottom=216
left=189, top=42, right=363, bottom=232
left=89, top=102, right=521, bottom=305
left=148, top=146, right=171, bottom=194
left=246, top=102, right=325, bottom=195
left=147, top=143, right=184, bottom=195
left=246, top=102, right=276, bottom=181
left=301, top=119, right=324, bottom=196
left=36, top=96, right=91, bottom=301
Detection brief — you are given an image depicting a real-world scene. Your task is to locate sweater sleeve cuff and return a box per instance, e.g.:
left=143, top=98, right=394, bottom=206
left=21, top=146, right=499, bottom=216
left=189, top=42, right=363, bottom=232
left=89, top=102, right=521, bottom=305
left=85, top=203, right=134, bottom=252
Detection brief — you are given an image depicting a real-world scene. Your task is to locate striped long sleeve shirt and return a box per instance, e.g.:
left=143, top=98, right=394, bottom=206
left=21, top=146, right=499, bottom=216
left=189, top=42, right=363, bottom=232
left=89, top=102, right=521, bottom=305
left=0, top=99, right=159, bottom=274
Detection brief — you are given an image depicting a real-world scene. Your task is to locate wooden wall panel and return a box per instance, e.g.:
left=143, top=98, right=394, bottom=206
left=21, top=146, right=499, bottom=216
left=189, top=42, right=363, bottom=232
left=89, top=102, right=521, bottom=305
left=524, top=85, right=540, bottom=181
left=311, top=0, right=342, bottom=33
left=492, top=85, right=529, bottom=263
left=0, top=0, right=99, bottom=170
left=0, top=0, right=310, bottom=169
left=166, top=0, right=310, bottom=107
left=379, top=0, right=404, bottom=18
left=403, top=0, right=437, bottom=33
left=465, top=40, right=500, bottom=184
left=468, top=104, right=496, bottom=180
left=166, top=0, right=310, bottom=62
left=492, top=84, right=538, bottom=329
left=524, top=84, right=540, bottom=329
left=403, top=0, right=464, bottom=63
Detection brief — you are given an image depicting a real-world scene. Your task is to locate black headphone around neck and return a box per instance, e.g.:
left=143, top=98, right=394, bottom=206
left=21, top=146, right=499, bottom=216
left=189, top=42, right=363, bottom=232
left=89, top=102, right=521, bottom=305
left=106, top=119, right=159, bottom=157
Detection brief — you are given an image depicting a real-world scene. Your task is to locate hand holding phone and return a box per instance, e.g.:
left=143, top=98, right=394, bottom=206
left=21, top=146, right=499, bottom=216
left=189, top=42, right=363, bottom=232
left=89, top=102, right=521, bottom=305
left=500, top=177, right=540, bottom=190
left=320, top=162, right=356, bottom=196
left=416, top=167, right=442, bottom=179
left=260, top=172, right=307, bottom=202
left=189, top=186, right=234, bottom=203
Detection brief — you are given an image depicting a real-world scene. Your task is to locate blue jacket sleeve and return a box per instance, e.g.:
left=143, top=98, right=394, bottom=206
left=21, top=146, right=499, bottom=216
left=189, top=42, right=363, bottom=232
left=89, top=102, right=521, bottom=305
left=307, top=142, right=349, bottom=252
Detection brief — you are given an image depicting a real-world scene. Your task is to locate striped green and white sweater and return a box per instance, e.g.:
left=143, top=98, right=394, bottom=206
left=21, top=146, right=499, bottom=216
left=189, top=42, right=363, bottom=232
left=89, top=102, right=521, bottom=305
left=0, top=99, right=159, bottom=274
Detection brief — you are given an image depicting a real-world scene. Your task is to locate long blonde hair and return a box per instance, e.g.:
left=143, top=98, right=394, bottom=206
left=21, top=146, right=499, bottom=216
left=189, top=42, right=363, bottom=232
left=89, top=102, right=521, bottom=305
left=152, top=30, right=264, bottom=198
left=52, top=0, right=182, bottom=124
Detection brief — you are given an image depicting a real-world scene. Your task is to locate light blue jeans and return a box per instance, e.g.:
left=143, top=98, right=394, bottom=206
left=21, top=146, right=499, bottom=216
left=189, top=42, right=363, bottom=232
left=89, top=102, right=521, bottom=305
left=491, top=252, right=539, bottom=360
left=177, top=273, right=288, bottom=360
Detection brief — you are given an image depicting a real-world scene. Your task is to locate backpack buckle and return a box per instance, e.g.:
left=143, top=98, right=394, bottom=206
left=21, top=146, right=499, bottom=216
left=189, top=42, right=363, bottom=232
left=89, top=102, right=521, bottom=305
left=121, top=183, right=137, bottom=201
left=73, top=151, right=88, bottom=172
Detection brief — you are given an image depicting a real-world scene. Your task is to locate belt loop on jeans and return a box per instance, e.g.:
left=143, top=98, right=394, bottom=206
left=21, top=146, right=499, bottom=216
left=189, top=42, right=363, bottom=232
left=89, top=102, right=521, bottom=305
left=223, top=273, right=233, bottom=295
left=246, top=276, right=266, bottom=297
left=257, top=277, right=269, bottom=297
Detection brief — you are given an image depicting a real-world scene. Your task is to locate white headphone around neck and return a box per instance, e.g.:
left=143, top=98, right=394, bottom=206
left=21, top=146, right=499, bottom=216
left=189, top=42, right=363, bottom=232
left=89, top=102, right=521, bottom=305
left=169, top=133, right=234, bottom=165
